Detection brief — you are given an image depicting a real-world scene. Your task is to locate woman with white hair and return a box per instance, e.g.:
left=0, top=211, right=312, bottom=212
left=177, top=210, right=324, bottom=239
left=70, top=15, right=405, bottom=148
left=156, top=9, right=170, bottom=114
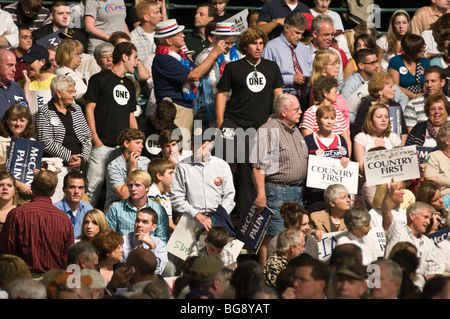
left=310, top=184, right=351, bottom=240
left=336, top=207, right=381, bottom=266
left=35, top=74, right=92, bottom=202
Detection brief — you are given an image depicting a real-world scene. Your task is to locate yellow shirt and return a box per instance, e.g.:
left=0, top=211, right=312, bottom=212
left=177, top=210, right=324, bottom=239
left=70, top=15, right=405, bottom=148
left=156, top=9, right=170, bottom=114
left=18, top=73, right=55, bottom=91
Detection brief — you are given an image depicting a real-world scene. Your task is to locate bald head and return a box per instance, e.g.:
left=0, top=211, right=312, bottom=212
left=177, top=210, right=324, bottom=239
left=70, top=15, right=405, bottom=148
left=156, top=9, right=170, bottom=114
left=0, top=49, right=17, bottom=85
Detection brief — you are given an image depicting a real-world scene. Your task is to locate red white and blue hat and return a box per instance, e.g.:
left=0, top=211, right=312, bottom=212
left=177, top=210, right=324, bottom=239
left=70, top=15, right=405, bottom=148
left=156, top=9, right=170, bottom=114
left=154, top=19, right=185, bottom=38
left=211, top=22, right=241, bottom=36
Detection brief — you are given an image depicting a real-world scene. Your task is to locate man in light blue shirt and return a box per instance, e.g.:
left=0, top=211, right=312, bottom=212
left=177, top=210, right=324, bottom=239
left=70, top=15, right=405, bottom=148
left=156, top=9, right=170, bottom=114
left=170, top=124, right=235, bottom=232
left=262, top=11, right=312, bottom=103
left=122, top=207, right=168, bottom=275
left=340, top=48, right=410, bottom=123
left=54, top=171, right=93, bottom=239
left=107, top=169, right=170, bottom=243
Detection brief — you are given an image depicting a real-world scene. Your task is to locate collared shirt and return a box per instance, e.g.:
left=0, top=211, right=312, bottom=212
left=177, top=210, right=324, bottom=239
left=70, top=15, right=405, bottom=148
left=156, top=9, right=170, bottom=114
left=107, top=198, right=169, bottom=243
left=385, top=220, right=443, bottom=289
left=54, top=198, right=93, bottom=238
left=251, top=118, right=308, bottom=183
left=105, top=154, right=151, bottom=208
left=411, top=6, right=450, bottom=36
left=404, top=95, right=450, bottom=128
left=130, top=25, right=156, bottom=62
left=185, top=31, right=210, bottom=61
left=0, top=9, right=19, bottom=48
left=122, top=232, right=168, bottom=275
left=170, top=155, right=236, bottom=219
left=190, top=245, right=235, bottom=267
left=336, top=230, right=380, bottom=266
left=0, top=196, right=74, bottom=273
left=258, top=0, right=312, bottom=39
left=262, top=32, right=313, bottom=94
left=0, top=80, right=27, bottom=119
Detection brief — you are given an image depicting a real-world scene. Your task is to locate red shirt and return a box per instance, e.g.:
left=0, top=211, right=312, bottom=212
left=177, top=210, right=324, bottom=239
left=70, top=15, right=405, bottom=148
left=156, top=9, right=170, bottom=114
left=0, top=196, right=74, bottom=273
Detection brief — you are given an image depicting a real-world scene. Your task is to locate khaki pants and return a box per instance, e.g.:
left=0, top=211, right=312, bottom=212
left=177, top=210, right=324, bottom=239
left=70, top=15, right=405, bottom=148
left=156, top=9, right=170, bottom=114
left=173, top=103, right=194, bottom=151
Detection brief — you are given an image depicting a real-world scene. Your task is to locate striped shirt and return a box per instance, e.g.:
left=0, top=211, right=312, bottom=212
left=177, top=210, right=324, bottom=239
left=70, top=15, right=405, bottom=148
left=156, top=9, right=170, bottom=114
left=385, top=220, right=443, bottom=289
left=3, top=2, right=51, bottom=32
left=35, top=101, right=92, bottom=164
left=130, top=25, right=156, bottom=62
left=251, top=118, right=308, bottom=183
left=300, top=104, right=349, bottom=135
left=0, top=196, right=74, bottom=274
left=404, top=95, right=450, bottom=128
left=106, top=198, right=170, bottom=243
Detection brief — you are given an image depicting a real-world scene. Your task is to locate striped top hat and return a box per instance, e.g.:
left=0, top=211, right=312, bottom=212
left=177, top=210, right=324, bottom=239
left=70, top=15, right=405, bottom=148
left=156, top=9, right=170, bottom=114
left=211, top=22, right=241, bottom=36
left=154, top=19, right=185, bottom=38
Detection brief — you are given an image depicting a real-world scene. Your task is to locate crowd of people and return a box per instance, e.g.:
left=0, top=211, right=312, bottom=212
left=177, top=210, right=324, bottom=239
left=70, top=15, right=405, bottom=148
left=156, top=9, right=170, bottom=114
left=0, top=0, right=450, bottom=300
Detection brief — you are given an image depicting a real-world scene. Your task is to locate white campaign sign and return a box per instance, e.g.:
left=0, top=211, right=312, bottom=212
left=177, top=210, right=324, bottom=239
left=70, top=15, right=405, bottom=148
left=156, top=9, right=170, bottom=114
left=363, top=145, right=420, bottom=186
left=306, top=155, right=359, bottom=194
left=317, top=227, right=386, bottom=262
left=224, top=9, right=249, bottom=32
left=28, top=90, right=51, bottom=116
left=166, top=214, right=244, bottom=266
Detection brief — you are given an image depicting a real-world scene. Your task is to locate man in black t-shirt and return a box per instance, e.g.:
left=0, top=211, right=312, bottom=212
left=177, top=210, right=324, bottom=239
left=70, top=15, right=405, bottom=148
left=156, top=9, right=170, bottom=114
left=84, top=42, right=139, bottom=209
left=215, top=27, right=284, bottom=219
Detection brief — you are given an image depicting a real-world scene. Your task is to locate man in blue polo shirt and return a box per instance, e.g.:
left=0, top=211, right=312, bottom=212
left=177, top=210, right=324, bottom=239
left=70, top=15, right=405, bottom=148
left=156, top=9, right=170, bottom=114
left=0, top=49, right=27, bottom=120
left=257, top=0, right=313, bottom=40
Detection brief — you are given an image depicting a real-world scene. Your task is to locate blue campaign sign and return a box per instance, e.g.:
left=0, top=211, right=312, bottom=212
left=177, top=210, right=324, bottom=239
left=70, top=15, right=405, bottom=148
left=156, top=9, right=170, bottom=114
left=36, top=30, right=64, bottom=47
left=237, top=204, right=274, bottom=253
left=6, top=137, right=44, bottom=186
left=427, top=228, right=450, bottom=245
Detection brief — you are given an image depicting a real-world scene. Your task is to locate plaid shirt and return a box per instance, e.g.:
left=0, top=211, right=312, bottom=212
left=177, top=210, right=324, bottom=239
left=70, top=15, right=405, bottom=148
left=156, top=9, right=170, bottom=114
left=130, top=25, right=156, bottom=61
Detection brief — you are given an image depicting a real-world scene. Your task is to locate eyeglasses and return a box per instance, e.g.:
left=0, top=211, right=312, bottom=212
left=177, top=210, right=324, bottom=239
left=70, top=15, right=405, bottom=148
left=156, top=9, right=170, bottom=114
left=327, top=60, right=340, bottom=67
left=318, top=32, right=335, bottom=39
left=20, top=35, right=33, bottom=40
left=287, top=107, right=301, bottom=112
left=291, top=276, right=315, bottom=284
left=362, top=59, right=379, bottom=66
left=64, top=89, right=77, bottom=95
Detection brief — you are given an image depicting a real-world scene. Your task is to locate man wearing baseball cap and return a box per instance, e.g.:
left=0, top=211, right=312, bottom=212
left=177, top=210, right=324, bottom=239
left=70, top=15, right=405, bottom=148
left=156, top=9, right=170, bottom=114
left=152, top=18, right=227, bottom=150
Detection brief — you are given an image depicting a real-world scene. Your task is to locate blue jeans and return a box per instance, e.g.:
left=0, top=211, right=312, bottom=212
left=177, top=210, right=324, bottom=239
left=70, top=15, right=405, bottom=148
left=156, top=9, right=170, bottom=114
left=265, top=183, right=304, bottom=236
left=85, top=145, right=120, bottom=209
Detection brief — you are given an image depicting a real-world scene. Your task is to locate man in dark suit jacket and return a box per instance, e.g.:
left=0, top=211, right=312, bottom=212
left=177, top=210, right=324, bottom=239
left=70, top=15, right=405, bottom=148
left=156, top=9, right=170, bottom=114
left=32, top=0, right=87, bottom=51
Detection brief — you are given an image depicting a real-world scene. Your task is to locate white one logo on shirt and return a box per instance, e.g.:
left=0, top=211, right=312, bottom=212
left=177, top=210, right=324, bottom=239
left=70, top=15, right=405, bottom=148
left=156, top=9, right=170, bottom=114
left=246, top=71, right=266, bottom=93
left=145, top=133, right=161, bottom=155
left=113, top=84, right=130, bottom=105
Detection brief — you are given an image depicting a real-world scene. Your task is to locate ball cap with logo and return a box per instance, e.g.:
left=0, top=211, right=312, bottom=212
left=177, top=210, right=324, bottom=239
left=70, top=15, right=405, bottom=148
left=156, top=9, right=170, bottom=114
left=154, top=19, right=185, bottom=38
left=20, top=44, right=49, bottom=63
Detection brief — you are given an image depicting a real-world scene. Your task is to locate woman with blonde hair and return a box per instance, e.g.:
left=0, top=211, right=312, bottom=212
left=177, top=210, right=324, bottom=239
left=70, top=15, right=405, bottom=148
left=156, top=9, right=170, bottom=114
left=310, top=50, right=350, bottom=127
left=55, top=38, right=87, bottom=105
left=79, top=208, right=109, bottom=242
left=0, top=255, right=32, bottom=298
left=376, top=10, right=412, bottom=72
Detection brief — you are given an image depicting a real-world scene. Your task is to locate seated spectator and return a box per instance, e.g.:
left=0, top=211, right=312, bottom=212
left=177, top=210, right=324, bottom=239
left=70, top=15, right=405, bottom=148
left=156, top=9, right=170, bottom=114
left=35, top=74, right=92, bottom=203
left=18, top=44, right=54, bottom=113
left=410, top=0, right=450, bottom=36
left=90, top=229, right=124, bottom=283
left=263, top=228, right=305, bottom=290
left=353, top=104, right=402, bottom=176
left=267, top=201, right=319, bottom=259
left=107, top=169, right=169, bottom=243
left=0, top=254, right=32, bottom=299
left=351, top=71, right=407, bottom=144
left=54, top=171, right=93, bottom=238
left=3, top=0, right=51, bottom=32
left=422, top=275, right=450, bottom=299
left=310, top=184, right=350, bottom=240
left=147, top=158, right=176, bottom=231
left=344, top=33, right=378, bottom=82
left=430, top=27, right=450, bottom=70
left=421, top=13, right=450, bottom=61
left=190, top=225, right=235, bottom=267
left=8, top=278, right=47, bottom=299
left=300, top=75, right=351, bottom=156
left=0, top=171, right=17, bottom=232
left=369, top=181, right=407, bottom=230
left=229, top=260, right=265, bottom=299
left=336, top=207, right=380, bottom=266
left=79, top=208, right=109, bottom=242
left=67, top=240, right=100, bottom=270
left=405, top=93, right=450, bottom=148
left=0, top=104, right=35, bottom=203
left=388, top=33, right=430, bottom=100
left=122, top=207, right=168, bottom=276
left=376, top=10, right=411, bottom=73
left=12, top=26, right=33, bottom=83
left=389, top=247, right=422, bottom=299
left=105, top=128, right=150, bottom=209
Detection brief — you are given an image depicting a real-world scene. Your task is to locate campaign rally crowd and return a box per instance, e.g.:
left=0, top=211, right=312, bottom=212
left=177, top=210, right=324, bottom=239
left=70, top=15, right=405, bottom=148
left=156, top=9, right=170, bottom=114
left=1, top=0, right=450, bottom=300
